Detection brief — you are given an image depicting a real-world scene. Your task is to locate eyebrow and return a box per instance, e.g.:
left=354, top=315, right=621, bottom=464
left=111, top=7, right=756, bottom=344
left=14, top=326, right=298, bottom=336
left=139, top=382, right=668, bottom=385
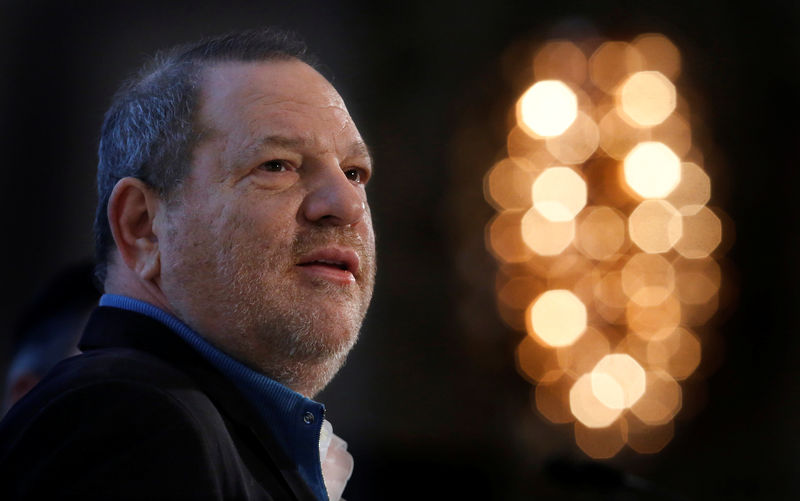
left=241, top=135, right=373, bottom=167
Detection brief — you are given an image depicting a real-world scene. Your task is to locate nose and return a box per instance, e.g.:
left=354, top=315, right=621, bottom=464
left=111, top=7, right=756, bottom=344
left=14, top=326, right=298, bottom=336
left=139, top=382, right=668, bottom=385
left=301, top=163, right=366, bottom=226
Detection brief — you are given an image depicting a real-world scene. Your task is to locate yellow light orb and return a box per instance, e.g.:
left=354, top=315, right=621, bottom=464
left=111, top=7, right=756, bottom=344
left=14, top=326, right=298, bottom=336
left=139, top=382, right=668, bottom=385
left=518, top=80, right=578, bottom=137
left=589, top=41, right=643, bottom=94
left=646, top=327, right=702, bottom=380
left=576, top=206, right=627, bottom=261
left=624, top=142, right=681, bottom=199
left=483, top=158, right=535, bottom=211
left=621, top=253, right=676, bottom=306
left=632, top=33, right=681, bottom=80
left=598, top=107, right=645, bottom=159
left=627, top=416, right=675, bottom=454
left=666, top=162, right=711, bottom=208
left=594, top=271, right=628, bottom=324
left=545, top=111, right=601, bottom=164
left=486, top=211, right=533, bottom=263
left=591, top=354, right=647, bottom=409
left=619, top=71, right=676, bottom=127
left=652, top=114, right=692, bottom=159
left=534, top=374, right=576, bottom=423
left=570, top=373, right=623, bottom=428
left=534, top=41, right=588, bottom=84
left=675, top=205, right=723, bottom=258
left=575, top=421, right=628, bottom=458
left=630, top=370, right=682, bottom=425
left=627, top=293, right=682, bottom=341
left=527, top=289, right=587, bottom=347
left=521, top=208, right=575, bottom=255
left=628, top=200, right=683, bottom=253
left=532, top=167, right=587, bottom=222
left=557, top=326, right=611, bottom=377
left=674, top=257, right=721, bottom=305
left=515, top=334, right=562, bottom=383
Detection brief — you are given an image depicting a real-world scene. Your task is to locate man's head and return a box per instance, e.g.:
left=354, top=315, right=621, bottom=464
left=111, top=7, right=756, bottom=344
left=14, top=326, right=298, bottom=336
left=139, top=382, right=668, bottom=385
left=97, top=29, right=376, bottom=397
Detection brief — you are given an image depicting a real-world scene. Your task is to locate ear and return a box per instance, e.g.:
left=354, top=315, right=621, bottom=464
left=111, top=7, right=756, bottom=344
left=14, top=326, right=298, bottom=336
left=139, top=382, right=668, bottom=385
left=107, top=177, right=164, bottom=282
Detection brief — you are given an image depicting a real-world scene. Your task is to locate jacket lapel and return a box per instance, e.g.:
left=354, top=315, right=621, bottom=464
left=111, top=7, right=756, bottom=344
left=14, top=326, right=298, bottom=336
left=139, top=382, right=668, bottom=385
left=79, top=306, right=318, bottom=501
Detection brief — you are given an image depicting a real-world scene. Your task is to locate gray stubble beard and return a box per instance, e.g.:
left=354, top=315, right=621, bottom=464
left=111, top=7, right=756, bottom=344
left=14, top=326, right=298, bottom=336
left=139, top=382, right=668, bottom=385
left=206, top=229, right=375, bottom=396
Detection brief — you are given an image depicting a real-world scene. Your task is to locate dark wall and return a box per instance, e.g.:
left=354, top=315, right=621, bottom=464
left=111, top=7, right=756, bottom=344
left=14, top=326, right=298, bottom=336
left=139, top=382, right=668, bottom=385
left=1, top=1, right=798, bottom=499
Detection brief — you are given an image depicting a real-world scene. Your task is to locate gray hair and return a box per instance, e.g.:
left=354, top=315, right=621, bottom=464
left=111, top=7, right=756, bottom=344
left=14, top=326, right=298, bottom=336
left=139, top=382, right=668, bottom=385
left=94, top=28, right=318, bottom=285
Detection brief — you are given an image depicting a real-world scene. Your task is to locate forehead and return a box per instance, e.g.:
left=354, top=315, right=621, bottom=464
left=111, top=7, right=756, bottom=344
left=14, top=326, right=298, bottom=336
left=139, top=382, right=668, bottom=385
left=197, top=59, right=358, bottom=144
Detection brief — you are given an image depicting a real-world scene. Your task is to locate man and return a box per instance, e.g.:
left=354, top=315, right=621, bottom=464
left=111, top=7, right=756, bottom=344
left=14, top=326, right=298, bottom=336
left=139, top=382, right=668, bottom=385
left=0, top=28, right=375, bottom=501
left=2, top=262, right=99, bottom=415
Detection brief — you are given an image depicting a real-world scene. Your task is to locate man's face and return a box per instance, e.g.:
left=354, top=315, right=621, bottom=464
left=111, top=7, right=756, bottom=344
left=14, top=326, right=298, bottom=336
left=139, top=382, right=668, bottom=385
left=157, top=60, right=376, bottom=395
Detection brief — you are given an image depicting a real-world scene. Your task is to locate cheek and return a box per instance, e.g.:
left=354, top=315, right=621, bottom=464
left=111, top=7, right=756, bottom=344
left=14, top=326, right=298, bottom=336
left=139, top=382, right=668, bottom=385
left=224, top=198, right=299, bottom=251
left=361, top=210, right=376, bottom=249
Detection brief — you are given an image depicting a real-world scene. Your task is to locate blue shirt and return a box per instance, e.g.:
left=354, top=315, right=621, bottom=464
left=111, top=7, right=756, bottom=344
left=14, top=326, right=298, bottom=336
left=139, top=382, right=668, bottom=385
left=99, top=294, right=328, bottom=501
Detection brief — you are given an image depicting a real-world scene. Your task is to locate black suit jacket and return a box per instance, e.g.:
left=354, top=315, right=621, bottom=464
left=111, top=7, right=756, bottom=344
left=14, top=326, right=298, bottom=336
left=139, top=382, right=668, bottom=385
left=0, top=306, right=319, bottom=500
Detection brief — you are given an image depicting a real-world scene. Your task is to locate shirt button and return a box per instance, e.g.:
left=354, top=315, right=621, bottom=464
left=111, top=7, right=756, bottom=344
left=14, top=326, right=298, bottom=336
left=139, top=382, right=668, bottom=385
left=303, top=411, right=315, bottom=424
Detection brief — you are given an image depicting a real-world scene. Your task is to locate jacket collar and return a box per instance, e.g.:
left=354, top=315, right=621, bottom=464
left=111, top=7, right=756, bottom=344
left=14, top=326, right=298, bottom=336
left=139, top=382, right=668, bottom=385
left=79, top=306, right=317, bottom=500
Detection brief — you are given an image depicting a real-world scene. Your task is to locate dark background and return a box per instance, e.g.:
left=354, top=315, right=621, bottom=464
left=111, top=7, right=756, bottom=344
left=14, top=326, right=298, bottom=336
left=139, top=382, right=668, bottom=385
left=1, top=1, right=798, bottom=499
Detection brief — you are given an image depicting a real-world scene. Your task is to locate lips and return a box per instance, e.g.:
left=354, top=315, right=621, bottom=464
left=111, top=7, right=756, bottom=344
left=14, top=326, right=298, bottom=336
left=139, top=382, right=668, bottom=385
left=296, top=247, right=360, bottom=284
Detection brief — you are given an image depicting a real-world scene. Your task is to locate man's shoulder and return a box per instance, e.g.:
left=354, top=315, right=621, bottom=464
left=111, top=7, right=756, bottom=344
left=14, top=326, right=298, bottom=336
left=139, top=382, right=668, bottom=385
left=20, top=346, right=208, bottom=412
left=0, top=310, right=313, bottom=500
left=0, top=348, right=242, bottom=499
left=0, top=346, right=219, bottom=450
left=50, top=344, right=201, bottom=392
left=1, top=345, right=224, bottom=446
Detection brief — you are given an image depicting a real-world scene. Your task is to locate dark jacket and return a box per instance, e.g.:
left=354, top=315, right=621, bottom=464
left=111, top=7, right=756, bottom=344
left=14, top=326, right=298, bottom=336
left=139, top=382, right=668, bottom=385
left=0, top=306, right=318, bottom=500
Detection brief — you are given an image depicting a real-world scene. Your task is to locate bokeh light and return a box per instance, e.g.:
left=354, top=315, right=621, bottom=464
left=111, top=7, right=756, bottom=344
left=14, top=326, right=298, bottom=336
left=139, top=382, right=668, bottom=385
left=627, top=415, right=674, bottom=454
left=591, top=354, right=647, bottom=409
left=545, top=111, right=601, bottom=164
left=532, top=167, right=587, bottom=221
left=486, top=210, right=533, bottom=263
left=675, top=205, right=722, bottom=258
left=484, top=158, right=535, bottom=211
left=595, top=270, right=628, bottom=324
left=630, top=370, right=682, bottom=425
left=521, top=208, right=575, bottom=255
left=557, top=326, right=611, bottom=377
left=627, top=293, right=682, bottom=341
left=629, top=200, right=683, bottom=253
left=517, top=80, right=578, bottom=137
left=624, top=142, right=681, bottom=199
left=648, top=327, right=702, bottom=380
left=484, top=33, right=729, bottom=458
left=598, top=107, right=644, bottom=159
left=515, top=334, right=561, bottom=383
left=667, top=162, right=711, bottom=208
left=618, top=71, right=676, bottom=127
left=534, top=374, right=576, bottom=423
left=589, top=41, right=643, bottom=94
left=652, top=114, right=692, bottom=159
left=621, top=253, right=675, bottom=306
left=632, top=33, right=681, bottom=80
left=576, top=206, right=627, bottom=260
left=570, top=373, right=623, bottom=428
left=534, top=41, right=588, bottom=84
left=575, top=420, right=628, bottom=459
left=674, top=257, right=721, bottom=305
left=527, top=289, right=587, bottom=347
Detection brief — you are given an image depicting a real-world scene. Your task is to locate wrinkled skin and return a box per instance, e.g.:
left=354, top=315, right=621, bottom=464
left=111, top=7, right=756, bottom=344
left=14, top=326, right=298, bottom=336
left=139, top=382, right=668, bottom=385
left=157, top=60, right=376, bottom=397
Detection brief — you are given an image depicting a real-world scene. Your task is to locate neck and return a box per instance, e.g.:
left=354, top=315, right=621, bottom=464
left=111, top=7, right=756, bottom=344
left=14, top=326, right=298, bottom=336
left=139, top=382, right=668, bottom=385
left=104, top=264, right=175, bottom=318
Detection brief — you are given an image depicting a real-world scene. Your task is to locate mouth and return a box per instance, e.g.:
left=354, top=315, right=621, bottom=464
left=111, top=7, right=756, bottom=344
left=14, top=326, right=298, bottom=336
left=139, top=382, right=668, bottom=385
left=296, top=247, right=360, bottom=285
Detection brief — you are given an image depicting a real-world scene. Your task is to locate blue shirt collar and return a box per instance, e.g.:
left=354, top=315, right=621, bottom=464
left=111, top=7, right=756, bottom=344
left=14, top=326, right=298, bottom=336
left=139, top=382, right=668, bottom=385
left=99, top=294, right=328, bottom=501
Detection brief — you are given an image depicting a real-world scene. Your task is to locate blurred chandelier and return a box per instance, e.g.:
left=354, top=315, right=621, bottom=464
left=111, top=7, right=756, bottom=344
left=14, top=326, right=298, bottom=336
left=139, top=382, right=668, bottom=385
left=484, top=34, right=732, bottom=458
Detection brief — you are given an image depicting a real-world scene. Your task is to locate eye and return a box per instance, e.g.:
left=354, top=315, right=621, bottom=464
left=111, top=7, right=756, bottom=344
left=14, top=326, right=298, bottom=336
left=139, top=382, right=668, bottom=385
left=344, top=167, right=369, bottom=184
left=259, top=160, right=290, bottom=172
